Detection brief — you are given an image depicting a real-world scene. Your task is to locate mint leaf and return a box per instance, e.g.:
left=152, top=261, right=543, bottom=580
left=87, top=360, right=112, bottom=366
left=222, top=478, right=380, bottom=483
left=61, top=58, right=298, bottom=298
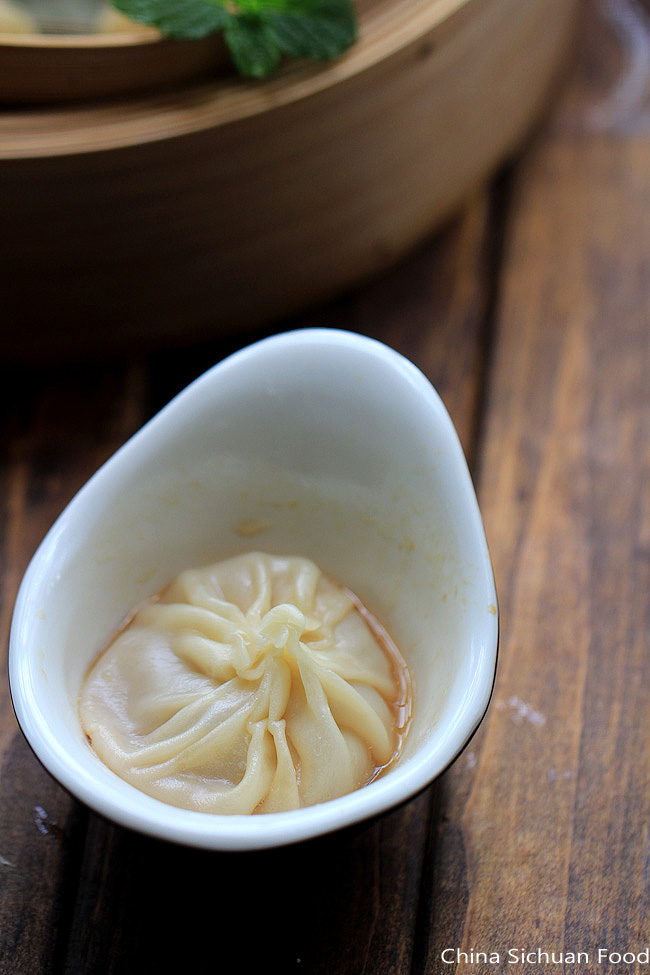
left=112, top=0, right=358, bottom=76
left=260, top=0, right=357, bottom=62
left=112, top=0, right=228, bottom=39
left=224, top=14, right=283, bottom=78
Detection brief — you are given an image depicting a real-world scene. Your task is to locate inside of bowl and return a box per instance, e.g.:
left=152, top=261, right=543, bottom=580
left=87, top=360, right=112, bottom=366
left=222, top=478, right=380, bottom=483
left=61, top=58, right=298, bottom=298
left=14, top=335, right=496, bottom=821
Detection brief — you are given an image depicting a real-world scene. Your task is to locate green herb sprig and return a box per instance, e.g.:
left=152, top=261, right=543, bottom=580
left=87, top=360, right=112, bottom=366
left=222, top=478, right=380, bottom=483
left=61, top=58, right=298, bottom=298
left=112, top=0, right=358, bottom=78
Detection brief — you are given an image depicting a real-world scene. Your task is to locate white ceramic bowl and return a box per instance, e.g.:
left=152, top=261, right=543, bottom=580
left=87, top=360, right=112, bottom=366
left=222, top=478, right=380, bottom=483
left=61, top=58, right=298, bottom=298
left=9, top=329, right=498, bottom=850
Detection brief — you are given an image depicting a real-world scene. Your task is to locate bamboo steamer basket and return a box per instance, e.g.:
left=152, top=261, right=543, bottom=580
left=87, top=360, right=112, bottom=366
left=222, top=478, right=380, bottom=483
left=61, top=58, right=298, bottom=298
left=0, top=0, right=578, bottom=358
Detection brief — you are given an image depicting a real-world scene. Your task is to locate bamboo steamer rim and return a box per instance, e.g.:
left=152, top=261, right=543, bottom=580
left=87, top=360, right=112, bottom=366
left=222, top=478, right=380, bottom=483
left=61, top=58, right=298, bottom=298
left=1, top=0, right=483, bottom=160
left=0, top=29, right=160, bottom=49
left=0, top=17, right=228, bottom=106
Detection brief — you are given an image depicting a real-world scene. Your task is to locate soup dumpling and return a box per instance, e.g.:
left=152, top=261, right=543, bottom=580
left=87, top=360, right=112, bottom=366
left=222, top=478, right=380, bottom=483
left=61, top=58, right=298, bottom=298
left=79, top=552, right=409, bottom=814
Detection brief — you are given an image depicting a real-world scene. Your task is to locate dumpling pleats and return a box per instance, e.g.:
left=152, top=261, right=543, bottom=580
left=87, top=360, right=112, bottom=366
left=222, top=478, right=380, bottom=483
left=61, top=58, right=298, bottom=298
left=80, top=552, right=407, bottom=814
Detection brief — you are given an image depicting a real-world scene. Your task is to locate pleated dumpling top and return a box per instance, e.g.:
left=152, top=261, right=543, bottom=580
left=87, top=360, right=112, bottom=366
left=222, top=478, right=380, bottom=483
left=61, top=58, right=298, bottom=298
left=80, top=552, right=410, bottom=814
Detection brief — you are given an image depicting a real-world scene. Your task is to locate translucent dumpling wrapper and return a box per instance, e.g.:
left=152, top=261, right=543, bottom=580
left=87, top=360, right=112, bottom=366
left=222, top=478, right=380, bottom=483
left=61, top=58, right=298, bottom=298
left=79, top=552, right=411, bottom=814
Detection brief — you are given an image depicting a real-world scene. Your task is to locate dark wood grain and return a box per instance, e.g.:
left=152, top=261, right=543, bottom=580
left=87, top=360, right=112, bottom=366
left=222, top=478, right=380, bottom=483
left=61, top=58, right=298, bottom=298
left=420, top=2, right=650, bottom=970
left=62, top=791, right=434, bottom=975
left=0, top=363, right=147, bottom=975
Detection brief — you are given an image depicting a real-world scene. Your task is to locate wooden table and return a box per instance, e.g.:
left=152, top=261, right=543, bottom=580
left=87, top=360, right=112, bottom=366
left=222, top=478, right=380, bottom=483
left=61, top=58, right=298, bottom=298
left=2, top=1, right=649, bottom=970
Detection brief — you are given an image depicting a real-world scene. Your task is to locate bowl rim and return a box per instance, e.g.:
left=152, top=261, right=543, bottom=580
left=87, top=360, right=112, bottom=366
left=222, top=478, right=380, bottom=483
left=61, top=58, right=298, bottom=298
left=8, top=328, right=498, bottom=850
